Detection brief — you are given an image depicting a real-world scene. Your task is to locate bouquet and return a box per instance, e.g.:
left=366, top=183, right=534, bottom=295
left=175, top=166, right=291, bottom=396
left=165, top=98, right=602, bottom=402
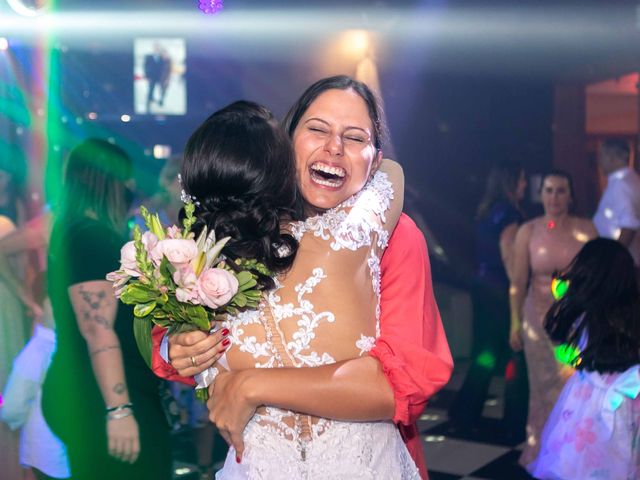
left=107, top=203, right=270, bottom=398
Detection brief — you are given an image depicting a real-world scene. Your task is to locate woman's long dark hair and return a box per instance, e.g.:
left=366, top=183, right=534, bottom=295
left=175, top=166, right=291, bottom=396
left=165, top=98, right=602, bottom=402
left=544, top=238, right=640, bottom=373
left=282, top=75, right=387, bottom=153
left=476, top=162, right=523, bottom=219
left=58, top=138, right=133, bottom=232
left=180, top=101, right=303, bottom=289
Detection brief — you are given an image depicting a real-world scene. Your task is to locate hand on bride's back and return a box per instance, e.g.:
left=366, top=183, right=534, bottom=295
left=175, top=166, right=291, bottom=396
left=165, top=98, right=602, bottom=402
left=168, top=327, right=230, bottom=377
left=207, top=369, right=256, bottom=462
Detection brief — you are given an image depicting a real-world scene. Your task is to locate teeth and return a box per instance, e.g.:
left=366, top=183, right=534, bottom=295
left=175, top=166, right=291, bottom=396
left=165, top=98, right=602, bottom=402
left=312, top=176, right=343, bottom=187
left=310, top=163, right=346, bottom=178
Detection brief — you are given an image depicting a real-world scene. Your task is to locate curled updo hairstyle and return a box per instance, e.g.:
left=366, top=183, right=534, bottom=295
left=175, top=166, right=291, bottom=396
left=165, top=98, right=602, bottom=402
left=180, top=101, right=303, bottom=289
left=282, top=75, right=387, bottom=153
left=544, top=238, right=640, bottom=373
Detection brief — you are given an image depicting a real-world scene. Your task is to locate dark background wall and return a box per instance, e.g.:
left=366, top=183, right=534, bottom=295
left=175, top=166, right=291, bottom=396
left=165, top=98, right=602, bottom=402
left=2, top=0, right=639, bottom=283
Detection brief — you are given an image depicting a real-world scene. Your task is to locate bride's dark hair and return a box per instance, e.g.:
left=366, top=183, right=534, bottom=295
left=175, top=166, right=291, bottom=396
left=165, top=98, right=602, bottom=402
left=180, top=101, right=303, bottom=289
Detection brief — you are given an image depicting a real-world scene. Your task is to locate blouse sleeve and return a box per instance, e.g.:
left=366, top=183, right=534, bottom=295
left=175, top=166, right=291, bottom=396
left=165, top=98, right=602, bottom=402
left=369, top=213, right=454, bottom=425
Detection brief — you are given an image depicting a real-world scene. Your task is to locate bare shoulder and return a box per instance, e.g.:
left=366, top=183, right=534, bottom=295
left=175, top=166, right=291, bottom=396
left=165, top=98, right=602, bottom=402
left=379, top=158, right=404, bottom=181
left=517, top=218, right=537, bottom=238
left=572, top=216, right=598, bottom=238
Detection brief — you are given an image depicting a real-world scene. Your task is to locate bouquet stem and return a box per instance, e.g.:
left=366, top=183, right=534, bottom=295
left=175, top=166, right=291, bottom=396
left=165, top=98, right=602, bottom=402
left=193, top=366, right=219, bottom=402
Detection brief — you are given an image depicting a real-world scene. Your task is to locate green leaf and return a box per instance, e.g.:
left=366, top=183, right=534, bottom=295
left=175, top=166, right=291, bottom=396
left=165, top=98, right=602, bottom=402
left=188, top=305, right=211, bottom=330
left=140, top=206, right=165, bottom=240
left=238, top=278, right=258, bottom=292
left=242, top=289, right=262, bottom=298
left=235, top=271, right=254, bottom=287
left=195, top=388, right=209, bottom=402
left=121, top=284, right=157, bottom=304
left=152, top=318, right=171, bottom=329
left=134, top=301, right=156, bottom=317
left=133, top=316, right=153, bottom=369
left=232, top=292, right=247, bottom=308
left=159, top=255, right=175, bottom=281
left=182, top=202, right=196, bottom=237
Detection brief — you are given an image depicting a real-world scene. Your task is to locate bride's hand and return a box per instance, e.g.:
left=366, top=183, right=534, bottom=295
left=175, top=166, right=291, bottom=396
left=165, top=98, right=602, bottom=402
left=207, top=369, right=257, bottom=462
left=168, top=327, right=230, bottom=376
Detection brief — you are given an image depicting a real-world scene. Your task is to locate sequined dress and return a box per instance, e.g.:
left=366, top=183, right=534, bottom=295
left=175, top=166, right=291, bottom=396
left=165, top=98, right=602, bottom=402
left=213, top=171, right=420, bottom=479
left=519, top=218, right=592, bottom=467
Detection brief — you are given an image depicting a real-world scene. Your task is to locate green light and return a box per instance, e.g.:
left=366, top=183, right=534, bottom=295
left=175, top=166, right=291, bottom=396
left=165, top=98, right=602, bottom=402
left=554, top=343, right=580, bottom=366
left=476, top=351, right=496, bottom=369
left=551, top=277, right=569, bottom=300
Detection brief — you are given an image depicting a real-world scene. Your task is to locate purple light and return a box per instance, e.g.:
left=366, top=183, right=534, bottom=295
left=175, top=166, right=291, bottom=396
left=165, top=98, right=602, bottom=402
left=198, top=0, right=224, bottom=14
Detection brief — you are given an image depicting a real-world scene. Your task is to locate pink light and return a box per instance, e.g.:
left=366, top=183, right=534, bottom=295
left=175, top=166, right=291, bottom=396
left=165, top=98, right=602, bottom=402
left=198, top=0, right=224, bottom=14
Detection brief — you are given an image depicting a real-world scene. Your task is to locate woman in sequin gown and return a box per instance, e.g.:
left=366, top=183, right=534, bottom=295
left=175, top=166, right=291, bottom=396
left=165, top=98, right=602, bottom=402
left=509, top=171, right=597, bottom=469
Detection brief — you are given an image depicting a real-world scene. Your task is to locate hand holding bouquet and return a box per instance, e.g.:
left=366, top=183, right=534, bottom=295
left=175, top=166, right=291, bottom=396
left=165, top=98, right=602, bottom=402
left=107, top=203, right=269, bottom=397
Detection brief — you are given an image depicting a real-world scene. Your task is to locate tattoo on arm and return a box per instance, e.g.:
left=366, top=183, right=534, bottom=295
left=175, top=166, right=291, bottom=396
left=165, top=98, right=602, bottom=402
left=90, top=345, right=121, bottom=357
left=112, top=383, right=127, bottom=395
left=78, top=286, right=112, bottom=329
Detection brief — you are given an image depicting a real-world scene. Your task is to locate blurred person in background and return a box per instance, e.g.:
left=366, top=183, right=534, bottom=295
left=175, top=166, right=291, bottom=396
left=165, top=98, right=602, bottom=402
left=530, top=238, right=640, bottom=479
left=448, top=162, right=528, bottom=440
left=41, top=139, right=171, bottom=480
left=1, top=271, right=71, bottom=480
left=130, top=154, right=182, bottom=229
left=0, top=153, right=30, bottom=480
left=593, top=138, right=640, bottom=270
left=0, top=155, right=27, bottom=227
left=509, top=170, right=597, bottom=469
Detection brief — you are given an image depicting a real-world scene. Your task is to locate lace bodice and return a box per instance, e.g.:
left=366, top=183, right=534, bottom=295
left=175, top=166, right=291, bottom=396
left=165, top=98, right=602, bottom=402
left=218, top=170, right=401, bottom=448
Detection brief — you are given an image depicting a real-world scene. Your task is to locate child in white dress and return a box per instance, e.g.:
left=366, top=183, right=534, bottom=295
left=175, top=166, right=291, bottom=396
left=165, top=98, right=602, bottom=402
left=530, top=238, right=640, bottom=480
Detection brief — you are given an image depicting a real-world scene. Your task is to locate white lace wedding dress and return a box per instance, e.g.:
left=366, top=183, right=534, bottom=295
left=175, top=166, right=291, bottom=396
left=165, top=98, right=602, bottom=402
left=214, top=170, right=420, bottom=479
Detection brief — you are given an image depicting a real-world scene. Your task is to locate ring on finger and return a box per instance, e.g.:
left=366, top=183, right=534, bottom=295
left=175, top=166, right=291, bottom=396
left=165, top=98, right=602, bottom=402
left=190, top=355, right=197, bottom=367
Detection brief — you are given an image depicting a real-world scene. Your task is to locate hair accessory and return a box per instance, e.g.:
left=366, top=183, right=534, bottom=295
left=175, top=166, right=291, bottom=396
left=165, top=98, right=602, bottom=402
left=178, top=174, right=200, bottom=206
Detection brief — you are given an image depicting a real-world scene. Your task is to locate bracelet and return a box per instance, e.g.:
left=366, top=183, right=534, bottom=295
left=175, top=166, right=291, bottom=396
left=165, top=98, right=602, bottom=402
left=106, top=402, right=133, bottom=413
left=107, top=409, right=134, bottom=421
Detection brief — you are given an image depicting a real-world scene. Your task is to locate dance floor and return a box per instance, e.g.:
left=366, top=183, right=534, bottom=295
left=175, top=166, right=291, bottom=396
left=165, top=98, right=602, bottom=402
left=171, top=361, right=535, bottom=480
left=418, top=363, right=534, bottom=480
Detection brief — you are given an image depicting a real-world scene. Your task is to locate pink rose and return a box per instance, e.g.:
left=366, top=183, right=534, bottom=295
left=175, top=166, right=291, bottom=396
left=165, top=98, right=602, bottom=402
left=119, top=241, right=140, bottom=277
left=152, top=239, right=198, bottom=267
left=197, top=268, right=239, bottom=309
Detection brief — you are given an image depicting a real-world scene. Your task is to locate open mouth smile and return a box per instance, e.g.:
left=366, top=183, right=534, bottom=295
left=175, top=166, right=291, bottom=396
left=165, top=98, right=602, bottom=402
left=309, top=162, right=347, bottom=188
